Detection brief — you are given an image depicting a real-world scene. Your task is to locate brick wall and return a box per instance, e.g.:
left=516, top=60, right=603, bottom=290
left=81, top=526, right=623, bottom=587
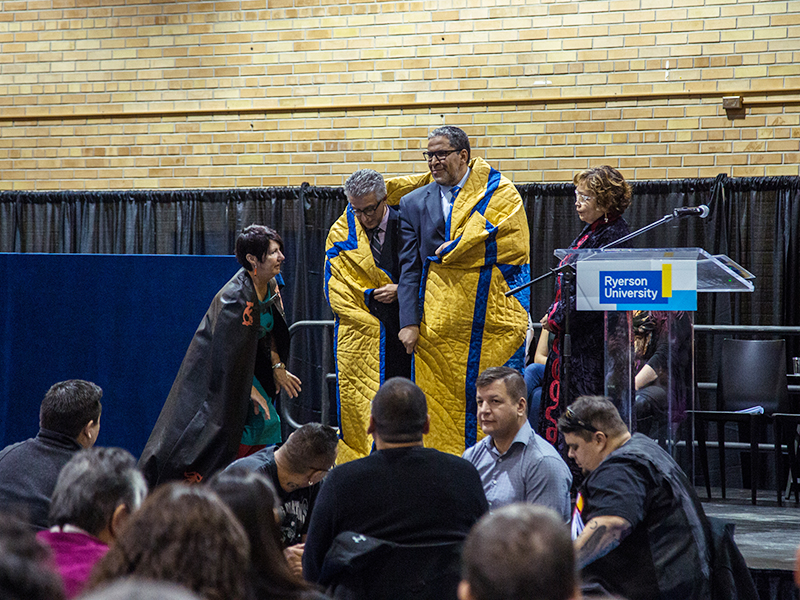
left=1, top=0, right=798, bottom=190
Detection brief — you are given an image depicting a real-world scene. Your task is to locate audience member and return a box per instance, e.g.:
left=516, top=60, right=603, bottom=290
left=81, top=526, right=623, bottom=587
left=462, top=367, right=572, bottom=519
left=224, top=422, right=338, bottom=552
left=302, top=376, right=488, bottom=582
left=209, top=468, right=327, bottom=599
left=37, top=447, right=147, bottom=598
left=80, top=579, right=203, bottom=600
left=559, top=396, right=711, bottom=600
left=0, top=379, right=102, bottom=529
left=0, top=513, right=66, bottom=600
left=459, top=503, right=579, bottom=600
left=88, top=483, right=250, bottom=600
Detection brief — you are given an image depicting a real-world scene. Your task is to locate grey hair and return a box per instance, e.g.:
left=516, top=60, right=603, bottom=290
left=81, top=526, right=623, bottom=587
left=428, top=126, right=471, bottom=160
left=344, top=169, right=386, bottom=201
left=81, top=579, right=203, bottom=600
left=48, top=447, right=147, bottom=537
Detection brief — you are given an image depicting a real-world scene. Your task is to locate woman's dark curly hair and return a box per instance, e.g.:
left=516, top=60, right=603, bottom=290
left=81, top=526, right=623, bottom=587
left=573, top=165, right=632, bottom=218
left=88, top=483, right=250, bottom=600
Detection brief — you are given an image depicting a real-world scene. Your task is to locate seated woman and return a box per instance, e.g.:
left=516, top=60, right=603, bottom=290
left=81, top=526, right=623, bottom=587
left=208, top=468, right=327, bottom=600
left=88, top=484, right=250, bottom=600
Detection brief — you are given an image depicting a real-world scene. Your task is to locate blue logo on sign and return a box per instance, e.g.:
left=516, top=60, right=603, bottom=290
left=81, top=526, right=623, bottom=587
left=600, top=271, right=666, bottom=305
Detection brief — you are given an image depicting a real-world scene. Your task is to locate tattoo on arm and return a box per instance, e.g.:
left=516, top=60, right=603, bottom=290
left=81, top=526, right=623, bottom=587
left=575, top=518, right=631, bottom=569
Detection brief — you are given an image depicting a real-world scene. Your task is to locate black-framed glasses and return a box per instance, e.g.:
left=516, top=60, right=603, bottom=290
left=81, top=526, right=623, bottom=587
left=422, top=149, right=459, bottom=163
left=565, top=407, right=598, bottom=433
left=348, top=197, right=385, bottom=217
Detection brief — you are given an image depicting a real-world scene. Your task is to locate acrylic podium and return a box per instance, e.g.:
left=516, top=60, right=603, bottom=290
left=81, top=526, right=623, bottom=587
left=551, top=247, right=754, bottom=455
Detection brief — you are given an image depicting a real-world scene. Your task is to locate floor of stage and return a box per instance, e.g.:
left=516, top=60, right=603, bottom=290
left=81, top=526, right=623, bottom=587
left=700, top=487, right=800, bottom=571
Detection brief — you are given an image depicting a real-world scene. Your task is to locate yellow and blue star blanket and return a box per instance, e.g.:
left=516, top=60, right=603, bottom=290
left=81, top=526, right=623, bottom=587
left=395, top=157, right=531, bottom=455
left=324, top=179, right=424, bottom=463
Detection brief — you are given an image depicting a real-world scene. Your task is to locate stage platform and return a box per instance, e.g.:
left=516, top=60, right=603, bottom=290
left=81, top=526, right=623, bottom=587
left=700, top=487, right=800, bottom=600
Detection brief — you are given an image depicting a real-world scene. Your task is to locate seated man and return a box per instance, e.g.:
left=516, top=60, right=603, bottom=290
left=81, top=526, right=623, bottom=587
left=559, top=396, right=712, bottom=600
left=224, top=422, right=338, bottom=574
left=0, top=514, right=66, bottom=600
left=459, top=503, right=579, bottom=600
left=37, top=447, right=147, bottom=598
left=0, top=380, right=102, bottom=529
left=462, top=367, right=571, bottom=520
left=302, top=376, right=489, bottom=583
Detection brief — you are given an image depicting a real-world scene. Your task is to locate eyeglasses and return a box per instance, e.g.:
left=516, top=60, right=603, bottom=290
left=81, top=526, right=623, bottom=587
left=564, top=407, right=598, bottom=433
left=348, top=197, right=385, bottom=217
left=422, top=149, right=459, bottom=163
left=575, top=191, right=593, bottom=205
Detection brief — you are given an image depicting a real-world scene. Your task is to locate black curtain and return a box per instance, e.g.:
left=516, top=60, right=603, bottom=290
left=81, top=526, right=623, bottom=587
left=2, top=176, right=798, bottom=417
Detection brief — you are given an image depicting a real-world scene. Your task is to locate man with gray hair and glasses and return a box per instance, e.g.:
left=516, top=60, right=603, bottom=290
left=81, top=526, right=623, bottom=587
left=325, top=168, right=412, bottom=462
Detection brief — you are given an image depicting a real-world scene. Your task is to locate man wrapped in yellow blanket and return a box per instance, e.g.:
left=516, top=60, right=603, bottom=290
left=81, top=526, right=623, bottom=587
left=396, top=126, right=531, bottom=455
left=325, top=170, right=413, bottom=463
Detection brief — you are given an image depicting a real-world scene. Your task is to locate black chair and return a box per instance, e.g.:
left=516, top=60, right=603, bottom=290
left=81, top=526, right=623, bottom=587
left=319, top=531, right=462, bottom=600
left=772, top=410, right=800, bottom=505
left=692, top=338, right=790, bottom=505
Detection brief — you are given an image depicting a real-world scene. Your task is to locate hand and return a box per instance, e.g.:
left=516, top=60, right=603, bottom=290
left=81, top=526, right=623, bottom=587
left=399, top=325, right=420, bottom=355
left=435, top=242, right=449, bottom=257
left=274, top=367, right=302, bottom=398
left=250, top=386, right=271, bottom=416
left=373, top=283, right=398, bottom=304
left=540, top=313, right=551, bottom=333
left=284, top=543, right=304, bottom=578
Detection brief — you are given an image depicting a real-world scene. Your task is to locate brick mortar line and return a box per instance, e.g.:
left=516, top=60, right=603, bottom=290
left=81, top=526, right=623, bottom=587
left=2, top=87, right=800, bottom=122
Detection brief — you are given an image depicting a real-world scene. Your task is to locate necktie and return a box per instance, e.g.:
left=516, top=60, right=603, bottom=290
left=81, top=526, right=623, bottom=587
left=447, top=185, right=461, bottom=219
left=369, top=226, right=383, bottom=262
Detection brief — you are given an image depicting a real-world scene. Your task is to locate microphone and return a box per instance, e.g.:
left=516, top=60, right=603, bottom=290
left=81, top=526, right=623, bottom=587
left=673, top=205, right=710, bottom=219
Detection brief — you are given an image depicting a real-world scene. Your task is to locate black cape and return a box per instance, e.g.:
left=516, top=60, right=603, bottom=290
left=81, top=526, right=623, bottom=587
left=138, top=268, right=289, bottom=487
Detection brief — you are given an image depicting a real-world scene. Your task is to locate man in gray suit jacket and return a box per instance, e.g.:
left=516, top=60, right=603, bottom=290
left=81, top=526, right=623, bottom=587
left=397, top=126, right=472, bottom=353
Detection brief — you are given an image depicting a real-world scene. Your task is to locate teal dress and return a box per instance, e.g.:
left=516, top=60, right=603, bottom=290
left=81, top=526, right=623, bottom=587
left=240, top=287, right=282, bottom=446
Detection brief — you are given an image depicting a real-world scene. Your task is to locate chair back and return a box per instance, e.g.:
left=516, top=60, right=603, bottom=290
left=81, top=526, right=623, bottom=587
left=323, top=533, right=462, bottom=600
left=716, top=339, right=789, bottom=414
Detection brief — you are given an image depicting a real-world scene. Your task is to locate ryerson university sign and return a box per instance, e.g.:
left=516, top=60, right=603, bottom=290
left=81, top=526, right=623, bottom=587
left=575, top=255, right=698, bottom=312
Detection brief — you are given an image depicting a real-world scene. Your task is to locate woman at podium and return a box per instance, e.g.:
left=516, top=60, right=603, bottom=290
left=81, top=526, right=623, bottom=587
left=538, top=166, right=633, bottom=446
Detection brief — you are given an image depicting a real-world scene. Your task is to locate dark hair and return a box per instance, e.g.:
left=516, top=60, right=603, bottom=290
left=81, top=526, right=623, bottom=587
left=476, top=367, right=527, bottom=407
left=371, top=377, right=428, bottom=443
left=462, top=504, right=576, bottom=600
left=281, top=422, right=339, bottom=474
left=208, top=468, right=311, bottom=600
left=89, top=484, right=250, bottom=600
left=235, top=224, right=284, bottom=271
left=573, top=165, right=632, bottom=217
left=0, top=513, right=65, bottom=600
left=557, top=396, right=629, bottom=442
left=39, top=379, right=102, bottom=438
left=48, top=447, right=147, bottom=537
left=429, top=125, right=471, bottom=160
left=80, top=579, right=203, bottom=600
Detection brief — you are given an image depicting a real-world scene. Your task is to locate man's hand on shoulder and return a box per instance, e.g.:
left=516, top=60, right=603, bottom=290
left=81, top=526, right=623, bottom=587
left=399, top=325, right=420, bottom=354
left=373, top=283, right=398, bottom=304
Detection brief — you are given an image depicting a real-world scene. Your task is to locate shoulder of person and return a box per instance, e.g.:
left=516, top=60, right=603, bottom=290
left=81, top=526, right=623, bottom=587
left=400, top=181, right=437, bottom=205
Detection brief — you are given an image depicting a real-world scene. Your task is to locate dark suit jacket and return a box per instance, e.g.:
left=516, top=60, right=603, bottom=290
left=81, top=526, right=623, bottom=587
left=366, top=205, right=411, bottom=379
left=397, top=182, right=447, bottom=329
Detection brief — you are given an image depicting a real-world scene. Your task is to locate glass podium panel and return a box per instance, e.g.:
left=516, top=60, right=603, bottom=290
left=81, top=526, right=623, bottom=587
left=551, top=247, right=752, bottom=464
